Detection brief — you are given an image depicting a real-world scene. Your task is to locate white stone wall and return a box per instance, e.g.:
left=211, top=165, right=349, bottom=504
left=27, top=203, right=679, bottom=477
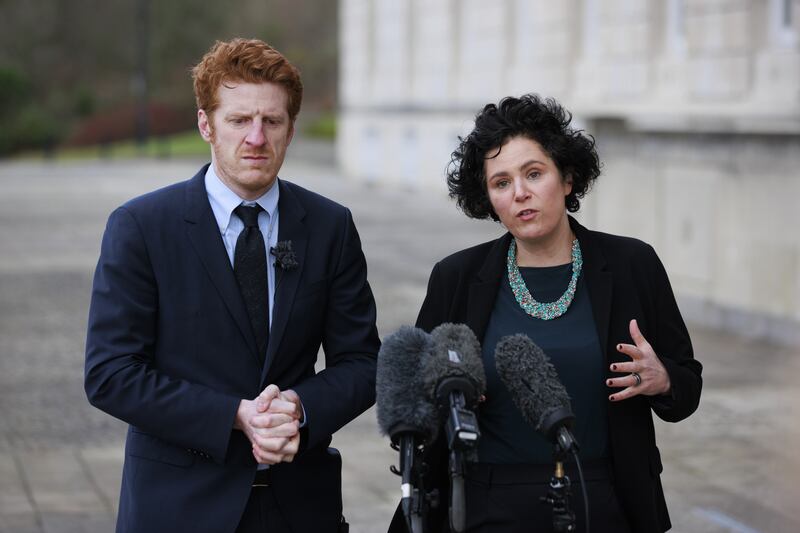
left=578, top=129, right=800, bottom=342
left=338, top=0, right=800, bottom=340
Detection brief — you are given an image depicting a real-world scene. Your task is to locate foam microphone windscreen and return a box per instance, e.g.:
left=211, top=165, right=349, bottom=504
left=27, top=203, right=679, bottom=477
left=424, top=323, right=486, bottom=406
left=376, top=326, right=440, bottom=443
left=494, top=334, right=573, bottom=433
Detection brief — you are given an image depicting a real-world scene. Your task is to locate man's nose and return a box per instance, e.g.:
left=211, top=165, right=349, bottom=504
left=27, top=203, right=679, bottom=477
left=245, top=120, right=266, bottom=146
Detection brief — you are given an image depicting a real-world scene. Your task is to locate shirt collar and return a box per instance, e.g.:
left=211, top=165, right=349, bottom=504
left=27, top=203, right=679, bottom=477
left=204, top=164, right=280, bottom=233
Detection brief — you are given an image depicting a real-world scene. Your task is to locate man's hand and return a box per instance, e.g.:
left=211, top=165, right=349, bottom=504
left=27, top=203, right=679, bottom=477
left=262, top=387, right=303, bottom=423
left=235, top=385, right=302, bottom=464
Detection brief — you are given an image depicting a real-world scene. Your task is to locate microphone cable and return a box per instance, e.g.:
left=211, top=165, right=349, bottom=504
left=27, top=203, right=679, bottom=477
left=570, top=449, right=590, bottom=533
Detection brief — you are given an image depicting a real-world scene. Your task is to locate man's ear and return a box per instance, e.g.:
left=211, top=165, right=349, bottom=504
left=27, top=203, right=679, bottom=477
left=197, top=109, right=213, bottom=142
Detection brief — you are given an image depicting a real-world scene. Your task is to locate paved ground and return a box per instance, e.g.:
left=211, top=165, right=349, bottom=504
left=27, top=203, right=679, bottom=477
left=0, top=153, right=798, bottom=533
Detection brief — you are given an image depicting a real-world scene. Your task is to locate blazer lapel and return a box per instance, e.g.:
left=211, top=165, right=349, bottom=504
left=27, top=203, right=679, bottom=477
left=570, top=217, right=613, bottom=363
left=261, top=180, right=308, bottom=381
left=183, top=168, right=260, bottom=363
left=466, top=233, right=511, bottom=341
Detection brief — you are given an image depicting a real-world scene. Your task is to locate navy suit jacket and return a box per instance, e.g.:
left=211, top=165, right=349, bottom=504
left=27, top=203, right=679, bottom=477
left=390, top=216, right=702, bottom=532
left=85, top=165, right=379, bottom=533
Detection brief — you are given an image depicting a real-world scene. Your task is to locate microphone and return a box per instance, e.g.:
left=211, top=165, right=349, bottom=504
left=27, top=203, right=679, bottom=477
left=494, top=334, right=578, bottom=454
left=425, top=323, right=486, bottom=533
left=495, top=334, right=586, bottom=533
left=376, top=326, right=440, bottom=533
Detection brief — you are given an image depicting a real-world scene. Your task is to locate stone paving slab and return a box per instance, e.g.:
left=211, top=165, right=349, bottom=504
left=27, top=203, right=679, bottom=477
left=0, top=514, right=41, bottom=533
left=78, top=448, right=122, bottom=515
left=19, top=450, right=106, bottom=514
left=39, top=513, right=115, bottom=533
left=0, top=454, right=34, bottom=515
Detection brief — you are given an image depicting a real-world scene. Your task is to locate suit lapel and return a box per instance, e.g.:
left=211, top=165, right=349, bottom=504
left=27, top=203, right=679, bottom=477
left=570, top=217, right=613, bottom=363
left=183, top=168, right=260, bottom=363
left=466, top=233, right=511, bottom=341
left=261, top=180, right=308, bottom=381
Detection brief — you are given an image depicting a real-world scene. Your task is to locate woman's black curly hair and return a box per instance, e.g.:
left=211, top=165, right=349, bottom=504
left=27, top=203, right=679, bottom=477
left=446, top=94, right=600, bottom=220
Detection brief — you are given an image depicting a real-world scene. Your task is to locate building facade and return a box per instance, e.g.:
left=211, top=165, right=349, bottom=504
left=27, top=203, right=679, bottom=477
left=338, top=0, right=800, bottom=343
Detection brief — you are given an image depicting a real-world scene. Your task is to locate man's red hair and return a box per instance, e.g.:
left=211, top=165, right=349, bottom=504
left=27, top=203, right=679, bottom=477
left=192, top=38, right=303, bottom=120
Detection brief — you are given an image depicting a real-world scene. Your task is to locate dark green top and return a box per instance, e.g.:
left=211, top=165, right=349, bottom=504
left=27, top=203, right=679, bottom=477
left=478, top=263, right=609, bottom=464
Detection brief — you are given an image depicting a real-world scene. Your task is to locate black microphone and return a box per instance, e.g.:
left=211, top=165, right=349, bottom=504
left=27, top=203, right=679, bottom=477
left=494, top=334, right=578, bottom=454
left=495, top=334, right=586, bottom=533
left=425, top=323, right=486, bottom=533
left=376, top=326, right=440, bottom=533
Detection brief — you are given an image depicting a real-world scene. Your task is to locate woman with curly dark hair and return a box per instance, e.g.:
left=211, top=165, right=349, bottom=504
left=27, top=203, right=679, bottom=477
left=389, top=95, right=702, bottom=532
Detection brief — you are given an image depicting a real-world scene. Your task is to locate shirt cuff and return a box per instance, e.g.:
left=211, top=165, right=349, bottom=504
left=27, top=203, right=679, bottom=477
left=298, top=403, right=308, bottom=428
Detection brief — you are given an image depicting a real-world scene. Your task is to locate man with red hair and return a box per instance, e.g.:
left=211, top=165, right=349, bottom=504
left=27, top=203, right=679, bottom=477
left=85, top=38, right=379, bottom=533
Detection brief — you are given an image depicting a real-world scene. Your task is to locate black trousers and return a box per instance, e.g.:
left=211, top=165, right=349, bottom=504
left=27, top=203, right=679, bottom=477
left=235, top=470, right=292, bottom=533
left=463, top=461, right=631, bottom=533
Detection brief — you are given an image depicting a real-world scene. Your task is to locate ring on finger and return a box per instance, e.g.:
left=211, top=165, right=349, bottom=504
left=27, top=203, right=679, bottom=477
left=631, top=372, right=642, bottom=386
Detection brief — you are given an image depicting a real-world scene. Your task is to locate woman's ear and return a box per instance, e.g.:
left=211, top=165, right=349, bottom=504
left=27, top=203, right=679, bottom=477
left=563, top=173, right=573, bottom=196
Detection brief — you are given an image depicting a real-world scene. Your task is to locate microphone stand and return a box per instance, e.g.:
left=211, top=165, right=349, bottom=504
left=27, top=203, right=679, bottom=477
left=390, top=434, right=433, bottom=533
left=444, top=390, right=480, bottom=533
left=540, top=422, right=580, bottom=532
left=540, top=448, right=576, bottom=532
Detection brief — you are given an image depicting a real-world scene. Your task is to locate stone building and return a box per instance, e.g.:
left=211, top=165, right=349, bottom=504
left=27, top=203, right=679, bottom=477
left=337, top=0, right=800, bottom=343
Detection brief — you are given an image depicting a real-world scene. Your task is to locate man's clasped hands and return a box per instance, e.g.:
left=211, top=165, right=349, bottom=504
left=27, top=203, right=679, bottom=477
left=234, top=384, right=303, bottom=464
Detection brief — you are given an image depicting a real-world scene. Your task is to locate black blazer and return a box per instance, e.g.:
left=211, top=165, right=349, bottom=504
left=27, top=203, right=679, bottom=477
left=85, top=165, right=379, bottom=533
left=393, top=216, right=702, bottom=533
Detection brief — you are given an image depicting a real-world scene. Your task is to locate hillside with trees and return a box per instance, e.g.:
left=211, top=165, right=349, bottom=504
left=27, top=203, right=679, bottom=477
left=0, top=0, right=338, bottom=155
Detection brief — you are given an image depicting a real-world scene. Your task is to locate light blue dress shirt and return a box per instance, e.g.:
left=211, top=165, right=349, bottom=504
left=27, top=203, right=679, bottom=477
left=204, top=164, right=279, bottom=327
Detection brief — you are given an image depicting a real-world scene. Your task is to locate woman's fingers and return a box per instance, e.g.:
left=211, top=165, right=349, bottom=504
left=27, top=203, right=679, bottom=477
left=609, top=318, right=671, bottom=399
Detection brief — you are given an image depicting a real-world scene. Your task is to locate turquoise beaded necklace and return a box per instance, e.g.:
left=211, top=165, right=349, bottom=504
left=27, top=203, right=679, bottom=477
left=506, top=238, right=583, bottom=320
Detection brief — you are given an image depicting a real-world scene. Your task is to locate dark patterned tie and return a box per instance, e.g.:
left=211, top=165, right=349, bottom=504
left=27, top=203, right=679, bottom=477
left=233, top=204, right=269, bottom=365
